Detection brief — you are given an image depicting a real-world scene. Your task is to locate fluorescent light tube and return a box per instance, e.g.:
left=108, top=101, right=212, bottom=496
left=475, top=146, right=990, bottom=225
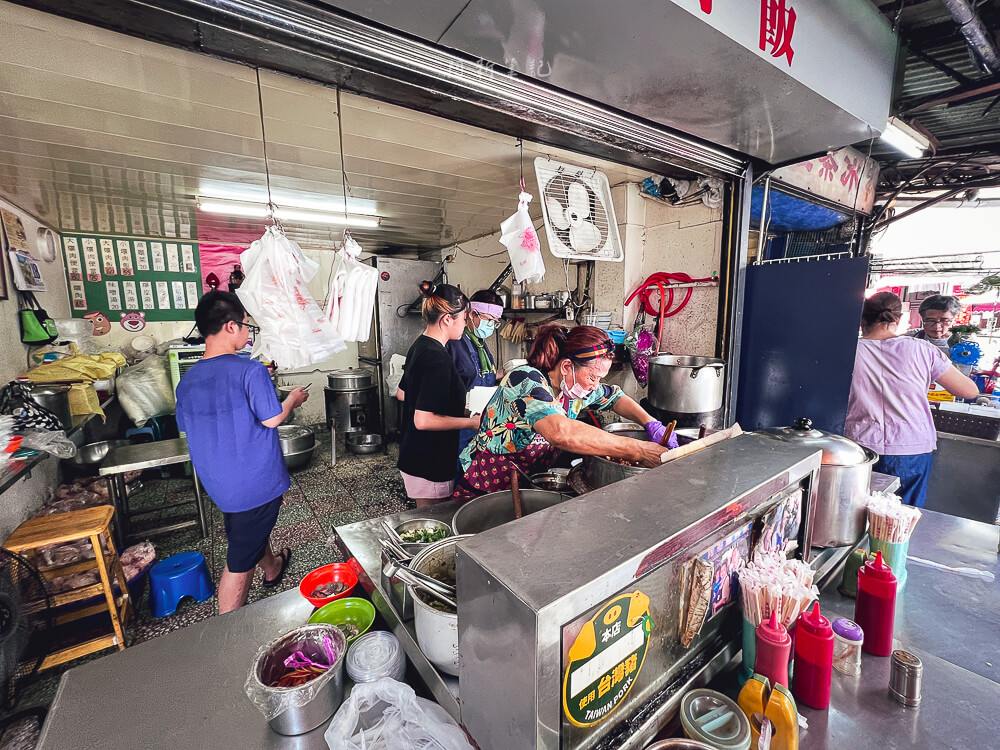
left=880, top=117, right=930, bottom=159
left=198, top=182, right=377, bottom=215
left=198, top=199, right=380, bottom=228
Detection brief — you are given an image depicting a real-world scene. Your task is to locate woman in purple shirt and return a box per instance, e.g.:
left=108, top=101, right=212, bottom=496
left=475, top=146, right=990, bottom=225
left=845, top=292, right=978, bottom=507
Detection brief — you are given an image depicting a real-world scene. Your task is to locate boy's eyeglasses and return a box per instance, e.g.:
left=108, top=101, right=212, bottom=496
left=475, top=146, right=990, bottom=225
left=234, top=321, right=261, bottom=336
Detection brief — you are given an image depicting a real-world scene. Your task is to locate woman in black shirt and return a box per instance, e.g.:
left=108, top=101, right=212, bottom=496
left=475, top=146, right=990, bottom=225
left=397, top=282, right=481, bottom=506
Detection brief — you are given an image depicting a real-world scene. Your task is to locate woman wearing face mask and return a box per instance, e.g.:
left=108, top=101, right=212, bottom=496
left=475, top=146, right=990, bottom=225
left=453, top=324, right=675, bottom=499
left=446, top=289, right=504, bottom=466
left=397, top=282, right=482, bottom=507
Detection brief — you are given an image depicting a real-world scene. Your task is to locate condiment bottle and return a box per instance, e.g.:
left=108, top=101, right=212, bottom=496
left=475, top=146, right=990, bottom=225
left=754, top=611, right=792, bottom=689
left=831, top=618, right=864, bottom=676
left=854, top=550, right=897, bottom=656
left=792, top=602, right=834, bottom=709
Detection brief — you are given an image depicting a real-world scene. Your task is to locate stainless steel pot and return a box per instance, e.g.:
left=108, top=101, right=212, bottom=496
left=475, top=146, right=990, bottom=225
left=29, top=383, right=73, bottom=430
left=648, top=356, right=725, bottom=414
left=249, top=624, right=347, bottom=736
left=278, top=425, right=315, bottom=453
left=757, top=417, right=877, bottom=547
left=529, top=468, right=572, bottom=493
left=66, top=439, right=131, bottom=475
left=581, top=422, right=650, bottom=489
left=326, top=368, right=374, bottom=390
left=409, top=536, right=471, bottom=676
left=451, top=489, right=572, bottom=535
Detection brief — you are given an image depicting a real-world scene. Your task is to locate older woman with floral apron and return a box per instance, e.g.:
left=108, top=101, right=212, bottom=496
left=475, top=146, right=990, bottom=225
left=454, top=324, right=677, bottom=499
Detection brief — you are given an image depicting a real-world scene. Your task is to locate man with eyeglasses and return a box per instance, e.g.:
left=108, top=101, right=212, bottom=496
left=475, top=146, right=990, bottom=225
left=176, top=291, right=309, bottom=613
left=904, top=294, right=971, bottom=374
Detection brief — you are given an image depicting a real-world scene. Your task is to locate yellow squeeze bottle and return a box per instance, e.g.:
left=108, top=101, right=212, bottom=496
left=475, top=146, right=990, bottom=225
left=764, top=682, right=799, bottom=750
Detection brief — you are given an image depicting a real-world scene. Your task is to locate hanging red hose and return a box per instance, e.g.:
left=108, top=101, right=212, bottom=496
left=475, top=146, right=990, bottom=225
left=625, top=272, right=716, bottom=352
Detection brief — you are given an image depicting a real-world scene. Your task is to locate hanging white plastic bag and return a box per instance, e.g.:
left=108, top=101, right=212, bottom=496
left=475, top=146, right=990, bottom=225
left=116, top=354, right=176, bottom=426
left=324, top=678, right=474, bottom=750
left=237, top=227, right=346, bottom=369
left=499, top=187, right=545, bottom=284
left=324, top=233, right=379, bottom=343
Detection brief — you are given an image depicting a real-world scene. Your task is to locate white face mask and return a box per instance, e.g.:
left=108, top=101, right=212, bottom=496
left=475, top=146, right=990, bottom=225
left=562, top=365, right=594, bottom=400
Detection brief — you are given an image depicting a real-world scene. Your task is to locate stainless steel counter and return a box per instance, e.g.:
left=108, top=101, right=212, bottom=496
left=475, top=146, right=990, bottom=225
left=38, top=586, right=327, bottom=749
left=926, top=431, right=1000, bottom=527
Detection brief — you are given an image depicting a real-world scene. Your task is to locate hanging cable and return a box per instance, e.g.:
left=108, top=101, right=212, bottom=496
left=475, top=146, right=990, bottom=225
left=336, top=86, right=350, bottom=224
left=625, top=272, right=716, bottom=352
left=254, top=68, right=281, bottom=233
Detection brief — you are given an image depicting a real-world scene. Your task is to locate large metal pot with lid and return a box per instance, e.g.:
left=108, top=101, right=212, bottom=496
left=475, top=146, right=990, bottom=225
left=324, top=368, right=379, bottom=433
left=757, top=417, right=877, bottom=547
left=647, top=356, right=725, bottom=414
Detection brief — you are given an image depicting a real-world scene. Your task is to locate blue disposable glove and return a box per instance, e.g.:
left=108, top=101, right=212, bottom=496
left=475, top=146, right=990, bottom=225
left=644, top=420, right=679, bottom=449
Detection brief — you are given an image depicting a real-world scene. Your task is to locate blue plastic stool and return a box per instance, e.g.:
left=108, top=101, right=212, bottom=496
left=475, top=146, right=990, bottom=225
left=149, top=552, right=214, bottom=617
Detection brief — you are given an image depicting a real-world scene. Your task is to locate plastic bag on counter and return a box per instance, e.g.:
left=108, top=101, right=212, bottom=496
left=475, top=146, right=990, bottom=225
left=237, top=227, right=346, bottom=370
left=324, top=678, right=475, bottom=750
left=499, top=188, right=545, bottom=284
left=20, top=429, right=77, bottom=458
left=116, top=354, right=175, bottom=426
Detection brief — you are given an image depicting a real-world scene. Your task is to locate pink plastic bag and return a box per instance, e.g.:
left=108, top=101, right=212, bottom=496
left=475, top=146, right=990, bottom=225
left=499, top=190, right=545, bottom=284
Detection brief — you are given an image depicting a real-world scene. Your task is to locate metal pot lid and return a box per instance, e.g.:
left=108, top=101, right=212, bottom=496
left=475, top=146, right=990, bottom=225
left=757, top=417, right=869, bottom=466
left=327, top=368, right=374, bottom=390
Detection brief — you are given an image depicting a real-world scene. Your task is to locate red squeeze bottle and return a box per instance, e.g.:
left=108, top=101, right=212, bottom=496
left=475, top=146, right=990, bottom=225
left=854, top=551, right=897, bottom=656
left=793, top=602, right=834, bottom=709
left=754, top=611, right=792, bottom=689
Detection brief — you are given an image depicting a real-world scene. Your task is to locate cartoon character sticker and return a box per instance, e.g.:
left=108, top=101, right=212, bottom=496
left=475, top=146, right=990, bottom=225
left=83, top=311, right=111, bottom=336
left=120, top=311, right=146, bottom=332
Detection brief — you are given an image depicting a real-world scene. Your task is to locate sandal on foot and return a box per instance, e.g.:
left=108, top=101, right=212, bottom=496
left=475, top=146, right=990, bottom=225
left=263, top=548, right=291, bottom=587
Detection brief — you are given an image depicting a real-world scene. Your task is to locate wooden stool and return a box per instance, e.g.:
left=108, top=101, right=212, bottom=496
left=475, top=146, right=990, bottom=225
left=4, top=506, right=133, bottom=670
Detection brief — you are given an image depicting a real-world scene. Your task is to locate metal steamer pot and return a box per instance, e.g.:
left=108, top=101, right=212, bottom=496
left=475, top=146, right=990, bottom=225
left=582, top=422, right=650, bottom=489
left=648, top=356, right=725, bottom=414
left=451, top=489, right=572, bottom=535
left=408, top=535, right=471, bottom=677
left=757, top=418, right=877, bottom=547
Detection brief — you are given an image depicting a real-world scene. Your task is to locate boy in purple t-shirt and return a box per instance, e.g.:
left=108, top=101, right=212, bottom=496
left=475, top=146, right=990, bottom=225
left=176, top=291, right=308, bottom=613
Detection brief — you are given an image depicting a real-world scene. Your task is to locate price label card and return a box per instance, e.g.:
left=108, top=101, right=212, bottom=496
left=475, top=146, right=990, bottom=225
left=172, top=281, right=187, bottom=309
left=75, top=195, right=94, bottom=232
left=145, top=205, right=162, bottom=236
left=129, top=206, right=146, bottom=235
left=186, top=281, right=200, bottom=309
left=156, top=281, right=171, bottom=309
left=162, top=207, right=177, bottom=237
left=166, top=243, right=180, bottom=273
left=59, top=193, right=75, bottom=227
left=70, top=282, right=87, bottom=310
left=63, top=238, right=83, bottom=281
left=116, top=240, right=134, bottom=276
left=100, top=239, right=118, bottom=276
left=95, top=203, right=112, bottom=234
left=83, top=238, right=102, bottom=282
left=151, top=242, right=165, bottom=272
left=134, top=241, right=149, bottom=272
left=106, top=281, right=122, bottom=311
left=122, top=280, right=139, bottom=310
left=140, top=281, right=155, bottom=310
left=178, top=211, right=192, bottom=239
left=111, top=202, right=129, bottom=235
left=181, top=244, right=196, bottom=274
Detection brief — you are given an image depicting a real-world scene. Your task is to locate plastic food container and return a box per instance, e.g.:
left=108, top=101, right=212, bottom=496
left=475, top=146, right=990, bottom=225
left=346, top=631, right=407, bottom=683
left=832, top=617, right=864, bottom=676
left=299, top=562, right=359, bottom=608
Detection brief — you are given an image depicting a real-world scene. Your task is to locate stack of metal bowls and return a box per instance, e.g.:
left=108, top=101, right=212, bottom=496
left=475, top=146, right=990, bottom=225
left=277, top=425, right=315, bottom=469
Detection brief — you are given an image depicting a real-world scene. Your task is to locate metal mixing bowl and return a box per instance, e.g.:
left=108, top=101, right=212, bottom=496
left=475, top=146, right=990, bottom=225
left=346, top=433, right=382, bottom=454
left=66, top=440, right=131, bottom=474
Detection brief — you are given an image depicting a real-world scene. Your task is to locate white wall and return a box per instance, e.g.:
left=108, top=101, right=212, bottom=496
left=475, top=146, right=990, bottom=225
left=441, top=183, right=725, bottom=402
left=0, top=197, right=71, bottom=539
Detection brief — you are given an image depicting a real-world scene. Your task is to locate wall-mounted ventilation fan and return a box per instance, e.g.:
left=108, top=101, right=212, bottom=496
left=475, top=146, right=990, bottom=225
left=534, top=157, right=623, bottom=262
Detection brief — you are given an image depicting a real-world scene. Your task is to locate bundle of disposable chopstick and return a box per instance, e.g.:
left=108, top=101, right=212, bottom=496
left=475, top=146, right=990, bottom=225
left=737, top=552, right=818, bottom=628
left=867, top=491, right=921, bottom=543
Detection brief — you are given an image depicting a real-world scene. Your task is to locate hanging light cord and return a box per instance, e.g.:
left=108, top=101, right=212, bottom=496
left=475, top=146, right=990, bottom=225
left=255, top=67, right=281, bottom=232
left=337, top=87, right=350, bottom=223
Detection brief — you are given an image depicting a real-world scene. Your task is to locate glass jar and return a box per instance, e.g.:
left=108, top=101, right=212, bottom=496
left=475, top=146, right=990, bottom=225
left=832, top=617, right=864, bottom=676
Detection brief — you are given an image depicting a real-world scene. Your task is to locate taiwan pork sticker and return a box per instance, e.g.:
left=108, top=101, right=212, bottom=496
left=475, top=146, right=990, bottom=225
left=563, top=590, right=653, bottom=728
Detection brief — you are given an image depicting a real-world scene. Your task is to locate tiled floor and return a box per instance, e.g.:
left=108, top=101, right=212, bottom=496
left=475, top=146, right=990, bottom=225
left=1, top=426, right=411, bottom=745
